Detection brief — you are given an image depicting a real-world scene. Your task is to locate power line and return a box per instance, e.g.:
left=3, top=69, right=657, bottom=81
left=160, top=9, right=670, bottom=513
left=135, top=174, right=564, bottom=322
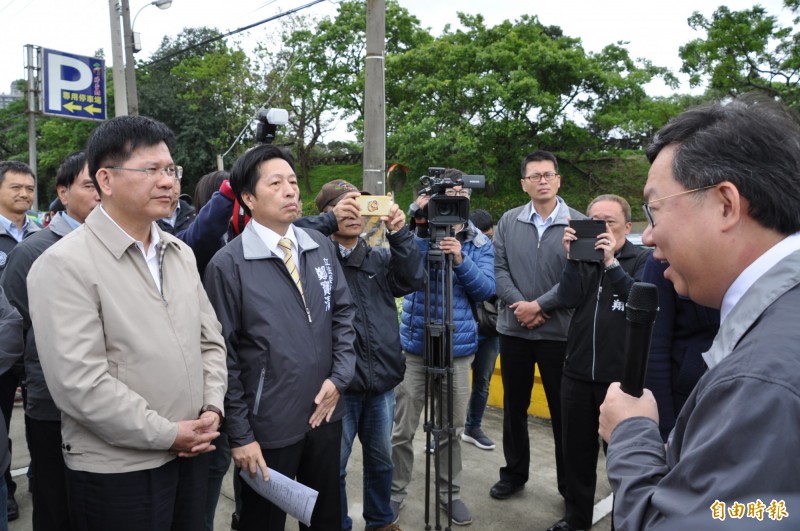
left=147, top=0, right=326, bottom=66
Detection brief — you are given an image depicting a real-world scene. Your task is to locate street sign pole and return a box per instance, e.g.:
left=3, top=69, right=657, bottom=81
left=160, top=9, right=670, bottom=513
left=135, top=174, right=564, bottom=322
left=25, top=45, right=39, bottom=212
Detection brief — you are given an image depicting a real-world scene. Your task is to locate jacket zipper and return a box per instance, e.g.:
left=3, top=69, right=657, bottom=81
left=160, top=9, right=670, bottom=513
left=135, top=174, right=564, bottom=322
left=591, top=277, right=603, bottom=380
left=252, top=367, right=265, bottom=415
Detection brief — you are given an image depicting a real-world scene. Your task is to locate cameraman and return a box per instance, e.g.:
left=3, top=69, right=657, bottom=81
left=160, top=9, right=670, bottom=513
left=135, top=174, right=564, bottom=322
left=390, top=169, right=495, bottom=527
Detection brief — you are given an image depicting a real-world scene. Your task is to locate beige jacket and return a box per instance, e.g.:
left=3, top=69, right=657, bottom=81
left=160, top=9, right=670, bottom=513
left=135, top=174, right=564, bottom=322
left=28, top=208, right=227, bottom=473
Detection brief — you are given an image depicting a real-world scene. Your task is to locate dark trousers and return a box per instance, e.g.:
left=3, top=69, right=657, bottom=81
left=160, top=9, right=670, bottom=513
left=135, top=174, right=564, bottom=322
left=65, top=455, right=209, bottom=531
left=239, top=420, right=342, bottom=531
left=561, top=375, right=610, bottom=529
left=498, top=335, right=566, bottom=495
left=26, top=416, right=70, bottom=531
left=0, top=371, right=17, bottom=498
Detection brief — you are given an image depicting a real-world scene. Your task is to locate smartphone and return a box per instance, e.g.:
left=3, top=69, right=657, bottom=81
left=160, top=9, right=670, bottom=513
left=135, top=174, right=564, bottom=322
left=569, top=219, right=606, bottom=262
left=356, top=195, right=393, bottom=217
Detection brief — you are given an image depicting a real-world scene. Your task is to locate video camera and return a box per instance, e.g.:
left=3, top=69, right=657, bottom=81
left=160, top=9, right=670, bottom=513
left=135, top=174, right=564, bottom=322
left=419, top=167, right=485, bottom=227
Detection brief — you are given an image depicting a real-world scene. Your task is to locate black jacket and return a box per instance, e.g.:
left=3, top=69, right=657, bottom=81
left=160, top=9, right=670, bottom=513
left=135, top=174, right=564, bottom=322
left=204, top=223, right=356, bottom=450
left=157, top=199, right=196, bottom=235
left=337, top=227, right=424, bottom=395
left=558, top=239, right=650, bottom=383
left=0, top=213, right=74, bottom=421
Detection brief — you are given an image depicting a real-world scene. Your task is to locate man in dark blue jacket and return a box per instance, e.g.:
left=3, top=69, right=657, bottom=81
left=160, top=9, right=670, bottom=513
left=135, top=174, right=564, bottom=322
left=315, top=179, right=424, bottom=531
left=204, top=145, right=356, bottom=531
left=391, top=171, right=495, bottom=527
left=552, top=194, right=649, bottom=531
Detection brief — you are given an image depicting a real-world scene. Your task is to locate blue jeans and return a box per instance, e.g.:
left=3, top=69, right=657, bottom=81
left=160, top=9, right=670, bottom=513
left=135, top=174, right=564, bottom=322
left=466, top=335, right=499, bottom=431
left=340, top=390, right=395, bottom=530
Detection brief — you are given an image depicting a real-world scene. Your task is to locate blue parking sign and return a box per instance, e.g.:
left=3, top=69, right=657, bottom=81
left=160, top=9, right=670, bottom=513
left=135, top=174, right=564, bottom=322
left=41, top=48, right=107, bottom=121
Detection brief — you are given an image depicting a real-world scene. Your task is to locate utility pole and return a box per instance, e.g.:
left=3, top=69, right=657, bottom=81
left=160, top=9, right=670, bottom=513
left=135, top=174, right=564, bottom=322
left=109, top=0, right=128, bottom=116
left=362, top=0, right=385, bottom=196
left=121, top=0, right=139, bottom=115
left=25, top=45, right=39, bottom=212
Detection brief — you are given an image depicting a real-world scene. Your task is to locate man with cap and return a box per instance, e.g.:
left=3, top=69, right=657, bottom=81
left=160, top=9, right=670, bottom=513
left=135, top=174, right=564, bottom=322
left=316, top=180, right=424, bottom=531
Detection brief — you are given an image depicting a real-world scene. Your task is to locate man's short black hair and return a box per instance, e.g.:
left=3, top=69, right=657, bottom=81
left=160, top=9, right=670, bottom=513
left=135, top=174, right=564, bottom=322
left=0, top=160, right=35, bottom=187
left=520, top=150, right=558, bottom=177
left=194, top=170, right=229, bottom=211
left=229, top=144, right=296, bottom=217
left=86, top=115, right=176, bottom=189
left=470, top=209, right=494, bottom=232
left=647, top=96, right=800, bottom=235
left=55, top=152, right=87, bottom=189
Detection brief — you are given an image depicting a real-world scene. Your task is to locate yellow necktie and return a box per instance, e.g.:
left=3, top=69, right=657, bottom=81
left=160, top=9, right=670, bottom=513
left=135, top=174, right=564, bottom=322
left=278, top=237, right=305, bottom=302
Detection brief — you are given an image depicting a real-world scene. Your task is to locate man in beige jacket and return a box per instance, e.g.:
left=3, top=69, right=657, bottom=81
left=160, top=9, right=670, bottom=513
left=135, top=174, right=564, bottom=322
left=28, top=115, right=227, bottom=531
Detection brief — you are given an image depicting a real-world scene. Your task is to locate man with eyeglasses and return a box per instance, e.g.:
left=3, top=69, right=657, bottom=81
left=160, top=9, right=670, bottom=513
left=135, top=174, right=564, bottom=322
left=490, top=150, right=584, bottom=503
left=391, top=170, right=495, bottom=526
left=27, top=115, right=227, bottom=531
left=599, top=98, right=800, bottom=529
left=549, top=195, right=649, bottom=531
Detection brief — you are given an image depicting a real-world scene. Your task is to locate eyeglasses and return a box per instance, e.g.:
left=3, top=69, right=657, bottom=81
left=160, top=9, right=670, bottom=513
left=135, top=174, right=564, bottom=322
left=642, top=184, right=717, bottom=227
left=524, top=171, right=559, bottom=182
left=107, top=165, right=183, bottom=182
left=445, top=189, right=471, bottom=197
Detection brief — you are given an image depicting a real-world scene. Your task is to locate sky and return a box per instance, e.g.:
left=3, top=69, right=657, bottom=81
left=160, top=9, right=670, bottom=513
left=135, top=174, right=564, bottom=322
left=0, top=0, right=794, bottom=129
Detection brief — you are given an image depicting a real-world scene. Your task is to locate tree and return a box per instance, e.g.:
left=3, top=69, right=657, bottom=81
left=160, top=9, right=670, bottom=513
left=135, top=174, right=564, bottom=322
left=679, top=2, right=800, bottom=107
left=255, top=0, right=428, bottom=194
left=138, top=27, right=260, bottom=190
left=385, top=14, right=675, bottom=189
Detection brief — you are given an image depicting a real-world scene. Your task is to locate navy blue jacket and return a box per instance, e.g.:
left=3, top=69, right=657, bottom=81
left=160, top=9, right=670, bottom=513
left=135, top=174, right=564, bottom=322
left=204, top=224, right=356, bottom=449
left=642, top=255, right=719, bottom=441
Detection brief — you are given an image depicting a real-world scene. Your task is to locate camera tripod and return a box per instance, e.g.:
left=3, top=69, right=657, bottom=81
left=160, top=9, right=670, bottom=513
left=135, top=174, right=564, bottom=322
left=422, top=225, right=456, bottom=531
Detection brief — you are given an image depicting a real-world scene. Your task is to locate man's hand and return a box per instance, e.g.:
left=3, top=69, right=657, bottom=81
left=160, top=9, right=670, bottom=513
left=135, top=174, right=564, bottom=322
left=510, top=299, right=550, bottom=329
left=562, top=225, right=575, bottom=255
left=382, top=203, right=406, bottom=233
left=596, top=230, right=617, bottom=268
left=414, top=194, right=431, bottom=211
left=438, top=236, right=464, bottom=265
left=332, top=192, right=361, bottom=226
left=309, top=379, right=341, bottom=428
left=599, top=382, right=659, bottom=443
left=171, top=417, right=219, bottom=457
left=232, top=441, right=269, bottom=480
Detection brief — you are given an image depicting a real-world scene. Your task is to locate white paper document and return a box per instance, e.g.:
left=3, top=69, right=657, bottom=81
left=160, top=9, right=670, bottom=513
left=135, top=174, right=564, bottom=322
left=239, top=467, right=319, bottom=526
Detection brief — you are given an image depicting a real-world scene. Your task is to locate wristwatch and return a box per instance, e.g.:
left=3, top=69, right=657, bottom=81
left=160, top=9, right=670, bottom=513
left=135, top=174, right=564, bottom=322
left=199, top=404, right=224, bottom=424
left=605, top=258, right=620, bottom=271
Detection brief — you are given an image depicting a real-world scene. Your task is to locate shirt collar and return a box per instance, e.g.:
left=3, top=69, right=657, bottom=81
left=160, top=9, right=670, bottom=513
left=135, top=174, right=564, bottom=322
left=250, top=220, right=298, bottom=256
left=61, top=212, right=81, bottom=230
left=98, top=205, right=161, bottom=255
left=720, top=232, right=800, bottom=323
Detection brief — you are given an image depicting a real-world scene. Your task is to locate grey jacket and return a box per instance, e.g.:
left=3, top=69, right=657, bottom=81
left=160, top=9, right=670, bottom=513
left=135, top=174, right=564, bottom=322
left=204, top=223, right=356, bottom=450
left=494, top=197, right=585, bottom=340
left=0, top=213, right=74, bottom=421
left=606, top=250, right=800, bottom=530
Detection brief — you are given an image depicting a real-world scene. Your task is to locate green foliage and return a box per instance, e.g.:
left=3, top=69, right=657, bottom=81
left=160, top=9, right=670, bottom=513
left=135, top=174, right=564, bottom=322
left=138, top=27, right=260, bottom=191
left=680, top=3, right=800, bottom=107
left=384, top=13, right=676, bottom=186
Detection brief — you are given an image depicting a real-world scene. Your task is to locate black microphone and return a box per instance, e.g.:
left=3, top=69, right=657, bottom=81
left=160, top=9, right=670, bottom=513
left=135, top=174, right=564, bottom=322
left=620, top=282, right=659, bottom=397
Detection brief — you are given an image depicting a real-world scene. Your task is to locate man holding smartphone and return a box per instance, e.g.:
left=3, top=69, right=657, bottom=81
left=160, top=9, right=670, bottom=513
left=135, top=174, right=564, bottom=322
left=551, top=194, right=650, bottom=531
